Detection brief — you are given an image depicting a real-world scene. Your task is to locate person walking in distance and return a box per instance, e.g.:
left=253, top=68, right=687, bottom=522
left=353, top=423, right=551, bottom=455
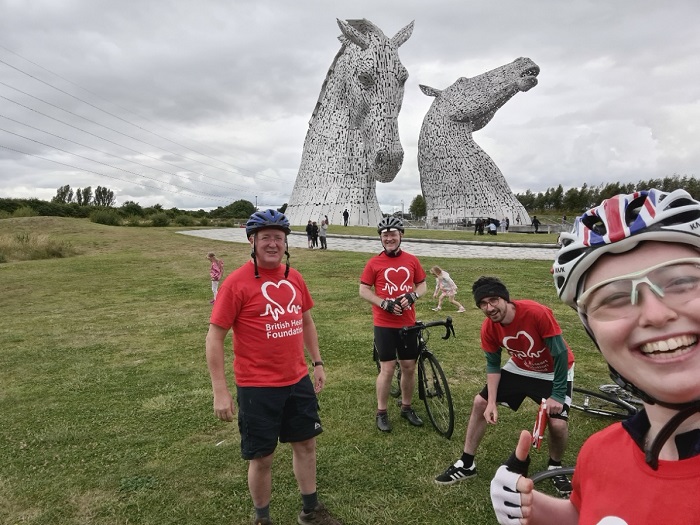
left=342, top=208, right=349, bottom=227
left=359, top=216, right=428, bottom=432
left=205, top=209, right=341, bottom=525
left=532, top=215, right=541, bottom=233
left=491, top=188, right=700, bottom=524
left=207, top=252, right=224, bottom=304
left=430, top=265, right=466, bottom=313
left=319, top=218, right=328, bottom=250
left=435, top=276, right=575, bottom=497
left=305, top=220, right=314, bottom=249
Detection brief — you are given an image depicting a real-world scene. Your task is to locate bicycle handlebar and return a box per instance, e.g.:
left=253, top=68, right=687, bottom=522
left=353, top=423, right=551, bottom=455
left=399, top=317, right=455, bottom=340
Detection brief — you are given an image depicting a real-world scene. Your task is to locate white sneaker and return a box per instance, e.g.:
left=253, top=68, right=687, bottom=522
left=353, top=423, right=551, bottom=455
left=431, top=307, right=441, bottom=311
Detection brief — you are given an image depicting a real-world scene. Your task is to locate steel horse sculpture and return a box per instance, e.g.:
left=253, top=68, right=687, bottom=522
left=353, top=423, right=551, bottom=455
left=286, top=19, right=413, bottom=226
left=418, top=57, right=539, bottom=227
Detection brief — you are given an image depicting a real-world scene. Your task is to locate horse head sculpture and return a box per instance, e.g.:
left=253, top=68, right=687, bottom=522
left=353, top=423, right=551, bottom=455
left=286, top=19, right=414, bottom=226
left=418, top=57, right=539, bottom=226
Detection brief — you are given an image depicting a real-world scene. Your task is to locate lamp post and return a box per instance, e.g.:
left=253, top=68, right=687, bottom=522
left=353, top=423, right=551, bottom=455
left=255, top=196, right=257, bottom=210
left=401, top=200, right=404, bottom=219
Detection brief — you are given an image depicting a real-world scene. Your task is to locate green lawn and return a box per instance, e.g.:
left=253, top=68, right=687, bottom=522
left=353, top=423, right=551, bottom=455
left=0, top=217, right=612, bottom=525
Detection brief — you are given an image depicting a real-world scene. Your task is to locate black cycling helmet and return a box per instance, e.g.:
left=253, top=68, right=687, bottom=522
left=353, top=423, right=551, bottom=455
left=246, top=209, right=291, bottom=238
left=377, top=216, right=404, bottom=234
left=246, top=209, right=291, bottom=278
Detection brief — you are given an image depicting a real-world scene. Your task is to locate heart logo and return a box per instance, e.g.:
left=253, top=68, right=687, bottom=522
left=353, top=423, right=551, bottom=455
left=502, top=331, right=545, bottom=360
left=382, top=267, right=411, bottom=296
left=260, top=280, right=301, bottom=321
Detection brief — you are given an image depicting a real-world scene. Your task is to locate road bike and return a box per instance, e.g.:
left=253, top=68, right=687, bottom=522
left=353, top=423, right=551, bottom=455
left=372, top=317, right=456, bottom=438
left=570, top=383, right=642, bottom=420
left=530, top=466, right=577, bottom=499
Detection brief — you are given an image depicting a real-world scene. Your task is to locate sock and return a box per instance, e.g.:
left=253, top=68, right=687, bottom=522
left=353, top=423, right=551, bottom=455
left=255, top=504, right=270, bottom=520
left=301, top=492, right=318, bottom=514
left=548, top=458, right=562, bottom=468
left=460, top=452, right=475, bottom=468
left=401, top=404, right=411, bottom=412
left=377, top=409, right=387, bottom=416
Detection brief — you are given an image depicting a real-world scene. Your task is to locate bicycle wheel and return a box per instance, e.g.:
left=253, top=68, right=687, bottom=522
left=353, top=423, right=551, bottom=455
left=598, top=384, right=643, bottom=408
left=570, top=387, right=637, bottom=420
left=418, top=352, right=454, bottom=438
left=530, top=466, right=576, bottom=499
left=373, top=342, right=401, bottom=398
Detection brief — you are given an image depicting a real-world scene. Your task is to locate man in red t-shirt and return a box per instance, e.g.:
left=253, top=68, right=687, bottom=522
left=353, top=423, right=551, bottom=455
left=359, top=216, right=428, bottom=433
left=205, top=209, right=340, bottom=525
left=435, top=276, right=575, bottom=496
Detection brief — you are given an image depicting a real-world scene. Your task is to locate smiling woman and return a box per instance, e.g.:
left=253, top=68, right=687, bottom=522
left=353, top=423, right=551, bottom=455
left=492, top=188, right=700, bottom=525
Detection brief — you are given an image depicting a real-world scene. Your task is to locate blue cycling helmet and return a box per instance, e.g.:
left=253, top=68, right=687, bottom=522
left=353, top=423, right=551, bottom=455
left=246, top=209, right=291, bottom=238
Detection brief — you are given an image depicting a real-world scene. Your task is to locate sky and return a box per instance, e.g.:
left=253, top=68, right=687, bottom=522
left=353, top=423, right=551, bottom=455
left=1, top=0, right=699, bottom=213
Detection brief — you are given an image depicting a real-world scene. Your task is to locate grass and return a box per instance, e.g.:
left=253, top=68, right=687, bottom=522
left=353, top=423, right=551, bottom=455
left=0, top=217, right=613, bottom=525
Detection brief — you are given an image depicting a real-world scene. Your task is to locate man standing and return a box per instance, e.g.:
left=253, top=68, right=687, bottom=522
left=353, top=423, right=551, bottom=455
left=434, top=276, right=574, bottom=496
left=532, top=215, right=541, bottom=233
left=359, top=216, right=428, bottom=432
left=205, top=209, right=341, bottom=525
left=342, top=208, right=349, bottom=227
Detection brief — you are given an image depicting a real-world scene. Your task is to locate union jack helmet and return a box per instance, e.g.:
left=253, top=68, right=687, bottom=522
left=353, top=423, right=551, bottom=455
left=553, top=188, right=700, bottom=307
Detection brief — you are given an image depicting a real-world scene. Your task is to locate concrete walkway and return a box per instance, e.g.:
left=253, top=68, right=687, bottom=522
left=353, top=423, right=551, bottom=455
left=179, top=229, right=559, bottom=261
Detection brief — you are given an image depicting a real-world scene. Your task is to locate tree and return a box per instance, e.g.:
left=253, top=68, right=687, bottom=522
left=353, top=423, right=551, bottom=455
left=52, top=185, right=74, bottom=204
left=229, top=199, right=256, bottom=218
left=408, top=194, right=426, bottom=218
left=75, top=186, right=93, bottom=206
left=94, top=186, right=116, bottom=207
left=121, top=200, right=144, bottom=217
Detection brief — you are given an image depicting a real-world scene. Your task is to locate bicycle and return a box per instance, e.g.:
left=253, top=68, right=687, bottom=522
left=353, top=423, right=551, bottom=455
left=570, top=384, right=642, bottom=420
left=372, top=317, right=456, bottom=438
left=530, top=466, right=576, bottom=499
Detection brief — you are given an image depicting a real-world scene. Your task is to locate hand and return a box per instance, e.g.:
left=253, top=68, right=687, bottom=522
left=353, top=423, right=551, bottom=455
left=213, top=391, right=235, bottom=422
left=312, top=365, right=326, bottom=393
left=545, top=397, right=564, bottom=416
left=490, top=430, right=535, bottom=524
left=380, top=299, right=401, bottom=315
left=401, top=292, right=419, bottom=307
left=484, top=402, right=499, bottom=424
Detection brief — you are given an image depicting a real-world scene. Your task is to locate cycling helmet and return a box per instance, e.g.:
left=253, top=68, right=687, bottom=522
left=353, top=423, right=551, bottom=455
left=246, top=209, right=291, bottom=238
left=377, top=216, right=404, bottom=234
left=553, top=188, right=700, bottom=308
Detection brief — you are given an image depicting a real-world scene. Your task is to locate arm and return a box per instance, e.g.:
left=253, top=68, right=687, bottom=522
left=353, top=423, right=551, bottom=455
left=491, top=431, right=579, bottom=525
left=302, top=310, right=326, bottom=393
left=544, top=335, right=569, bottom=409
left=485, top=371, right=501, bottom=424
left=205, top=323, right=235, bottom=422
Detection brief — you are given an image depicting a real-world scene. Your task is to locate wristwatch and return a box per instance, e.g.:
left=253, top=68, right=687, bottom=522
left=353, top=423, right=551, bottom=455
left=313, top=361, right=324, bottom=367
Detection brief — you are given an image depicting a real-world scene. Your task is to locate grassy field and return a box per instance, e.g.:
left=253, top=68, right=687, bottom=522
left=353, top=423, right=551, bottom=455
left=0, top=217, right=613, bottom=525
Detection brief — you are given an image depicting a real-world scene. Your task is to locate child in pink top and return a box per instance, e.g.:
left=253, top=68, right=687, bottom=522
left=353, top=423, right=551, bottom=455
left=207, top=252, right=224, bottom=304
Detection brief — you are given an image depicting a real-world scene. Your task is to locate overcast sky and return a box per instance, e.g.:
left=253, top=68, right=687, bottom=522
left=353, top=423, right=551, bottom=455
left=1, top=1, right=699, bottom=212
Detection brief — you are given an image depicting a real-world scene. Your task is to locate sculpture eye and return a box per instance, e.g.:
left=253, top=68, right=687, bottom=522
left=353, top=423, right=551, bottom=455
left=358, top=72, right=374, bottom=87
left=398, top=66, right=409, bottom=84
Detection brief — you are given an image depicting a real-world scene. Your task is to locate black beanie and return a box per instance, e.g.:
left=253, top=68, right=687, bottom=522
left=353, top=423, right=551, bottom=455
left=472, top=276, right=510, bottom=306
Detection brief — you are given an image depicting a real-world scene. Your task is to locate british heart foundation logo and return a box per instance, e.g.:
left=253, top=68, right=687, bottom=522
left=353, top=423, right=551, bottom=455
left=382, top=267, right=411, bottom=296
left=502, top=331, right=546, bottom=363
left=260, top=280, right=301, bottom=321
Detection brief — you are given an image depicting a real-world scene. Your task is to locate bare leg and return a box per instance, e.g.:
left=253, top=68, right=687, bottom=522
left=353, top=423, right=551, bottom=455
left=248, top=453, right=274, bottom=508
left=547, top=417, right=569, bottom=462
left=291, top=437, right=317, bottom=495
left=376, top=361, right=395, bottom=410
left=463, top=394, right=489, bottom=455
left=399, top=359, right=417, bottom=407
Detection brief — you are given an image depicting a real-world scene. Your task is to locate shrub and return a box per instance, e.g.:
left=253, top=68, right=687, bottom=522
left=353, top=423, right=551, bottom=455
left=199, top=217, right=210, bottom=226
left=13, top=206, right=37, bottom=218
left=90, top=209, right=123, bottom=226
left=125, top=215, right=143, bottom=227
left=174, top=215, right=195, bottom=226
left=150, top=213, right=171, bottom=227
left=0, top=210, right=10, bottom=219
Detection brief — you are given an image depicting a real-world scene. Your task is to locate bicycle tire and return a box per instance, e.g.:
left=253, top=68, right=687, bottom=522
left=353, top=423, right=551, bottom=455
left=418, top=352, right=454, bottom=438
left=373, top=342, right=401, bottom=398
left=598, top=384, right=644, bottom=407
left=529, top=466, right=576, bottom=499
left=570, top=387, right=637, bottom=420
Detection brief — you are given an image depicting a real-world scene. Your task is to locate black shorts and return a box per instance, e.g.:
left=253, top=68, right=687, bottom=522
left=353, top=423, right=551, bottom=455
left=478, top=370, right=572, bottom=421
left=374, top=326, right=419, bottom=362
left=236, top=375, right=322, bottom=460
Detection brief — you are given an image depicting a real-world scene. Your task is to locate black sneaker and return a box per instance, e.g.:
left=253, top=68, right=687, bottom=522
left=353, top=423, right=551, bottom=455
left=376, top=412, right=392, bottom=432
left=400, top=407, right=424, bottom=427
left=548, top=466, right=572, bottom=497
left=297, top=502, right=342, bottom=525
left=434, top=459, right=476, bottom=485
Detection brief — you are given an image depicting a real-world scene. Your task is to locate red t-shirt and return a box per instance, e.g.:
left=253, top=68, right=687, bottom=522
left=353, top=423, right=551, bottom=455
left=360, top=251, right=427, bottom=328
left=571, top=422, right=700, bottom=524
left=481, top=299, right=574, bottom=373
left=210, top=261, right=313, bottom=387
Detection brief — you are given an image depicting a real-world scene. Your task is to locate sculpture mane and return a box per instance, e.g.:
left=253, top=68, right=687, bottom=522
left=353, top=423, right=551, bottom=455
left=286, top=18, right=414, bottom=226
left=418, top=57, right=539, bottom=226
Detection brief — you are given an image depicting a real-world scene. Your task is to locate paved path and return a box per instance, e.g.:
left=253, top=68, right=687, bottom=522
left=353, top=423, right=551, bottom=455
left=179, top=229, right=559, bottom=261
